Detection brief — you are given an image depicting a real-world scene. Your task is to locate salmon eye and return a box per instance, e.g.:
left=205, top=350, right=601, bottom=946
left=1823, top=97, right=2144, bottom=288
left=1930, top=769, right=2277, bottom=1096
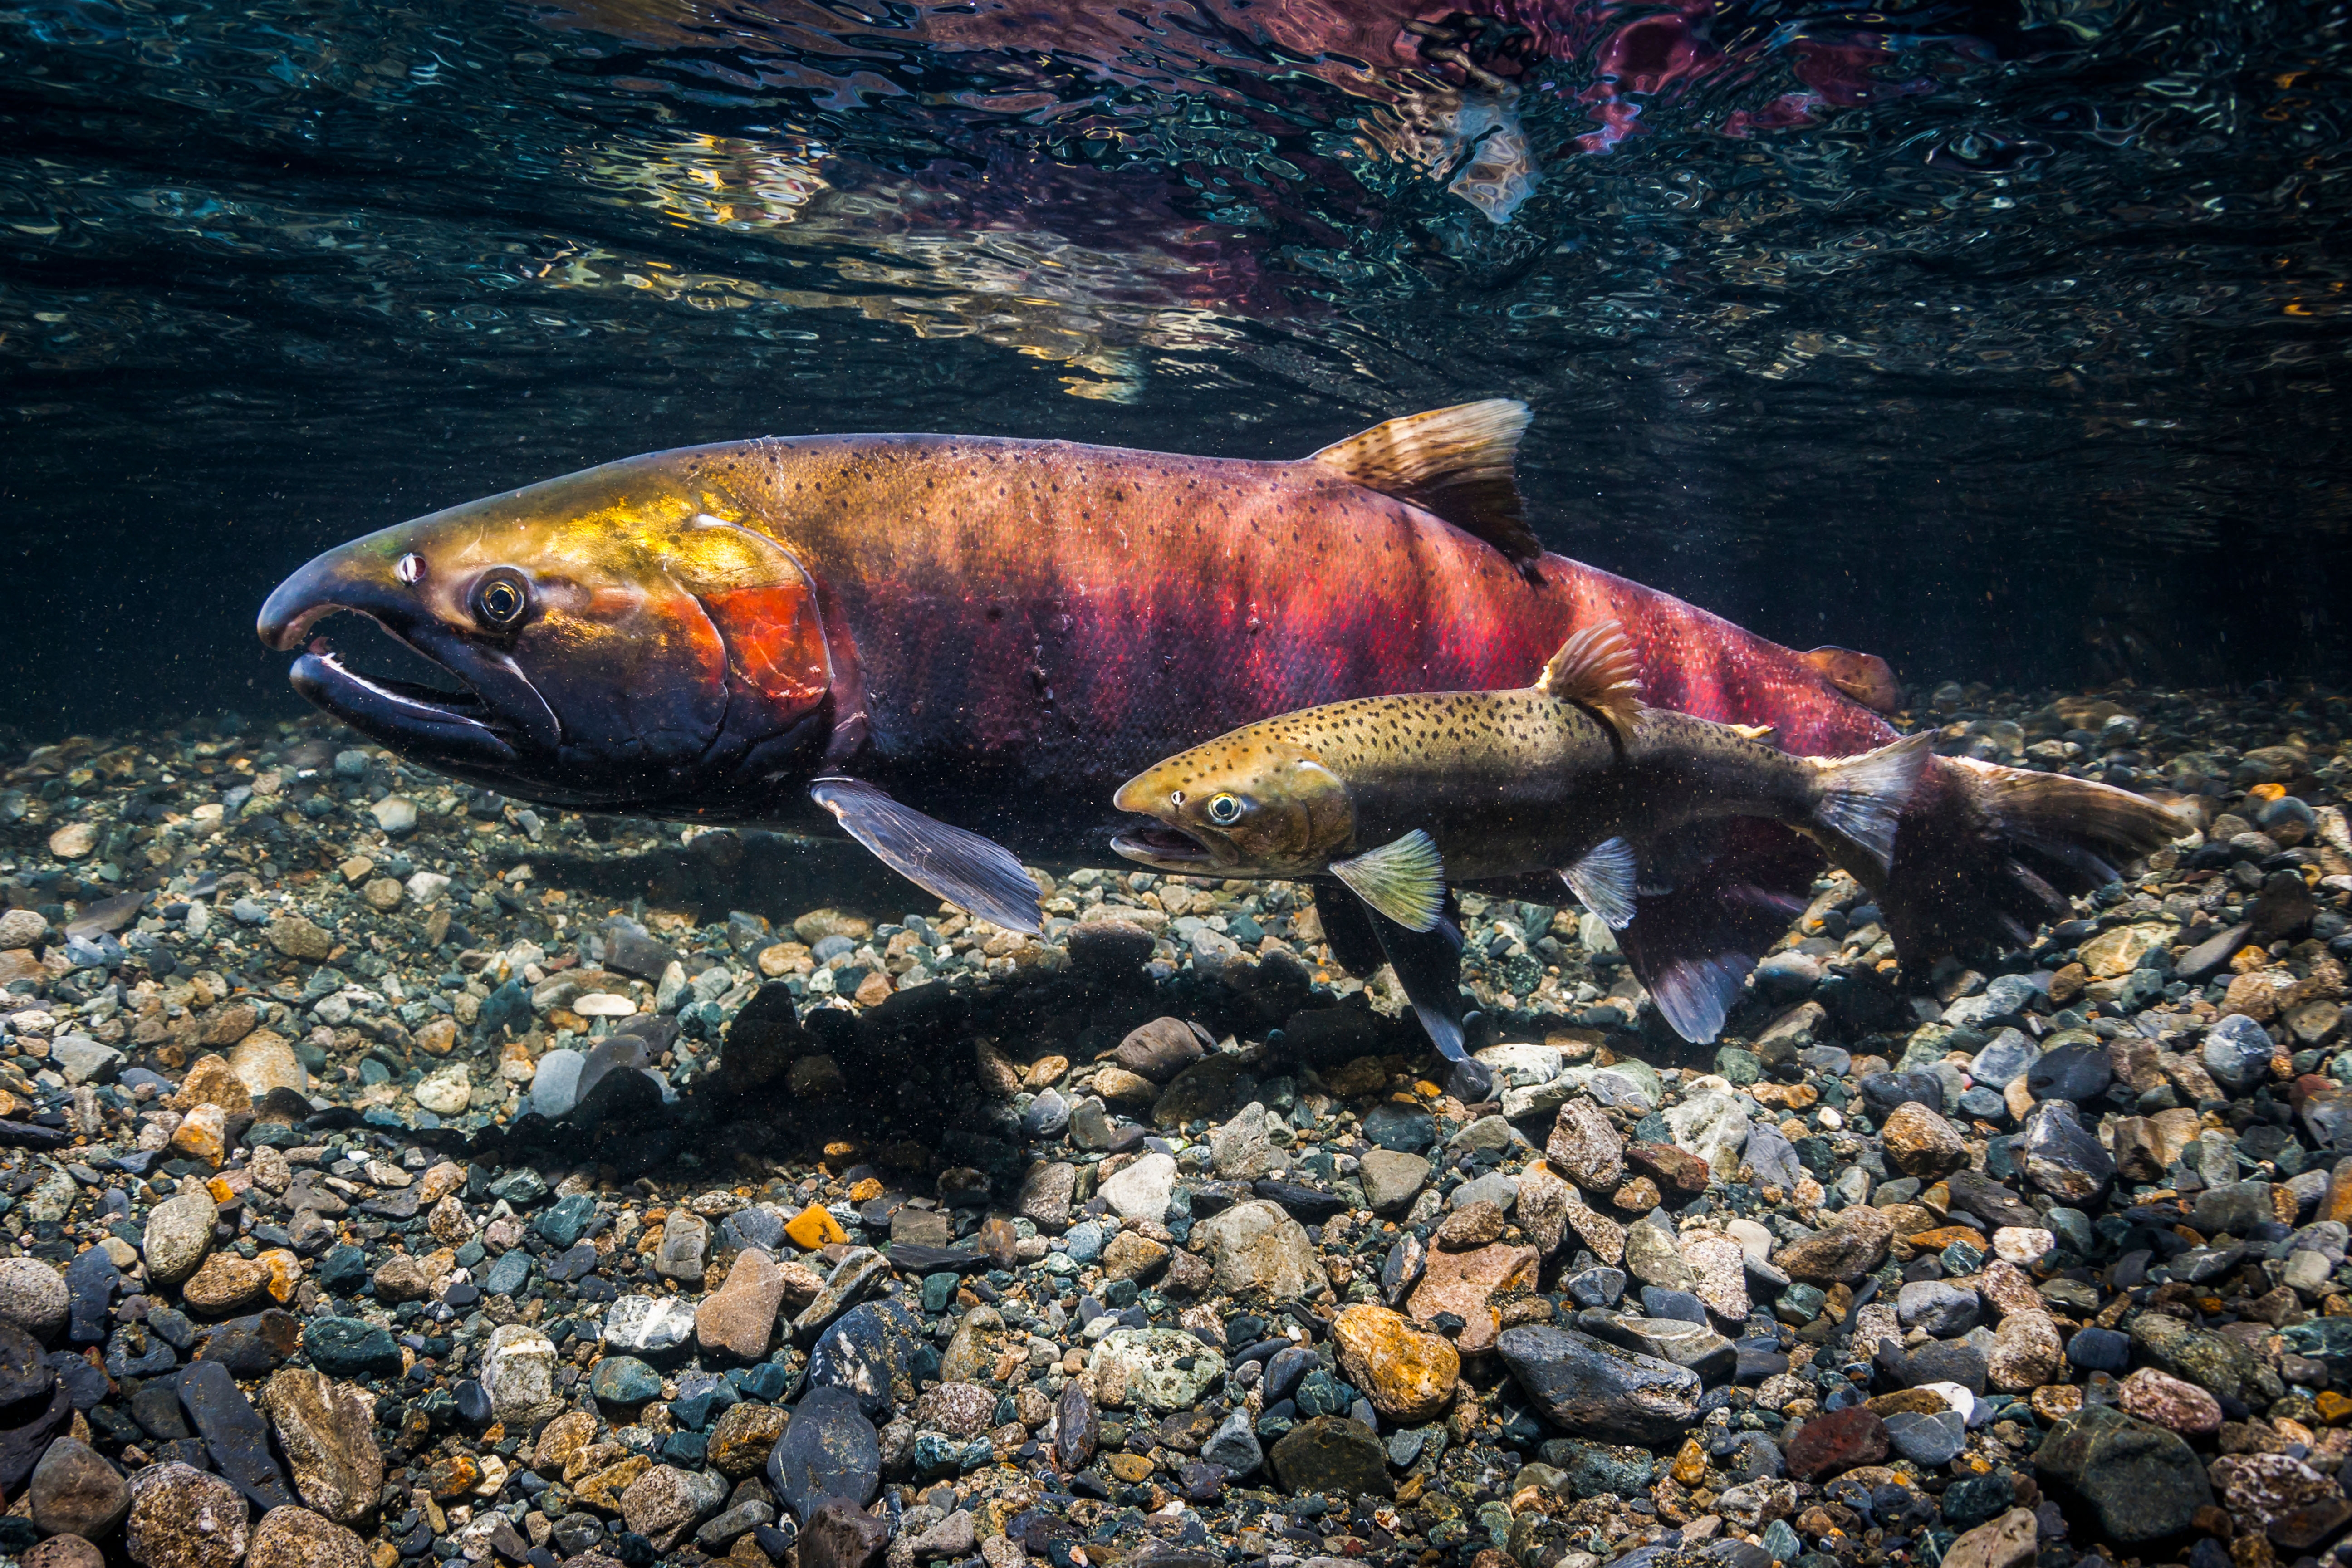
left=1207, top=793, right=1243, bottom=825
left=471, top=568, right=531, bottom=632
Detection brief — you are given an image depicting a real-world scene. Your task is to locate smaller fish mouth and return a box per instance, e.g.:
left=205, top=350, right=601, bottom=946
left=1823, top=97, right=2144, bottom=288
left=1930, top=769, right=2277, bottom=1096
left=1110, top=822, right=1216, bottom=868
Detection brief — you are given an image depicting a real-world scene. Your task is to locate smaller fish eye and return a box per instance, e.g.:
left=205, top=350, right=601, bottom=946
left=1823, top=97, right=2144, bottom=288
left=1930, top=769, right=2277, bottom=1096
left=1207, top=793, right=1243, bottom=825
left=395, top=553, right=426, bottom=585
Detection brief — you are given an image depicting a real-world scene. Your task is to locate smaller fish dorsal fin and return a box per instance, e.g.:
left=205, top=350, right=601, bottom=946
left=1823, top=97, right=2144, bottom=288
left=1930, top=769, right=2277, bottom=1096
left=1307, top=399, right=1541, bottom=580
left=1533, top=619, right=1643, bottom=744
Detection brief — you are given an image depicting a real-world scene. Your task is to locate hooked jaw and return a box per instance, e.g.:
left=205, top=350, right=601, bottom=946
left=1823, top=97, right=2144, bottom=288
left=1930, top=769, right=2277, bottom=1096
left=257, top=543, right=560, bottom=775
left=1109, top=770, right=1223, bottom=872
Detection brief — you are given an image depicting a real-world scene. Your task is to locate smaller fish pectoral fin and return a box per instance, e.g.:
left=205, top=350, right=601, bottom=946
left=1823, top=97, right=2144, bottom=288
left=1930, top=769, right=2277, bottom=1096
left=808, top=777, right=1042, bottom=935
left=1330, top=829, right=1447, bottom=932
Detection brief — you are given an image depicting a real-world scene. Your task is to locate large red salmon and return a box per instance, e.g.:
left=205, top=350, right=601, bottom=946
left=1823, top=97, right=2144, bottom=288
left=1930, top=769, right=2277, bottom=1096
left=256, top=401, right=2177, bottom=1068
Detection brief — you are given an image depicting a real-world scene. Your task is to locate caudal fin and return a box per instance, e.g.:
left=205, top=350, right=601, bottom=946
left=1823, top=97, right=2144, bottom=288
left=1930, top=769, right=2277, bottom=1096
left=1806, top=733, right=1933, bottom=876
left=1879, top=756, right=2190, bottom=957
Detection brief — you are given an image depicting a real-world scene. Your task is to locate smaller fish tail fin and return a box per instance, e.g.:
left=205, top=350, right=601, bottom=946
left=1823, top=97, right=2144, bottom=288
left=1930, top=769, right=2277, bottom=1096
left=1806, top=732, right=1933, bottom=875
left=1533, top=619, right=1643, bottom=744
left=1877, top=755, right=2191, bottom=960
left=1306, top=400, right=1541, bottom=578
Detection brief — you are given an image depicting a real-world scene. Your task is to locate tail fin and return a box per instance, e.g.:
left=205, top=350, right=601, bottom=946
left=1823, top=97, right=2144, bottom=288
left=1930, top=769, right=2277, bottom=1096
left=1806, top=733, right=1933, bottom=875
left=1879, top=756, right=2190, bottom=958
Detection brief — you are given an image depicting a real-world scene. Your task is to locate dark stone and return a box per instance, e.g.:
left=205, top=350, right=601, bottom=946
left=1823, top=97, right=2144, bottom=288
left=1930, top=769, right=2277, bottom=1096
left=0, top=1322, right=54, bottom=1419
left=1362, top=1105, right=1437, bottom=1153
left=197, top=1310, right=301, bottom=1377
left=804, top=1301, right=921, bottom=1419
left=62, top=1246, right=118, bottom=1346
left=1858, top=1072, right=1942, bottom=1120
left=46, top=1351, right=106, bottom=1411
left=1943, top=1171, right=2039, bottom=1230
left=1252, top=1181, right=1346, bottom=1223
left=768, top=1386, right=880, bottom=1525
left=1055, top=1381, right=1097, bottom=1472
left=2036, top=1404, right=2214, bottom=1544
left=536, top=1193, right=598, bottom=1250
left=1266, top=1416, right=1389, bottom=1495
left=1878, top=1338, right=1989, bottom=1395
left=1496, top=1326, right=1699, bottom=1445
left=303, top=1317, right=403, bottom=1378
left=1785, top=1406, right=1889, bottom=1481
left=1941, top=1472, right=2017, bottom=1529
left=2019, top=1101, right=2114, bottom=1205
left=2066, top=1327, right=2131, bottom=1374
left=0, top=1382, right=71, bottom=1493
left=1112, top=1019, right=1207, bottom=1084
left=178, top=1357, right=296, bottom=1511
left=1542, top=1438, right=1656, bottom=1499
left=133, top=1378, right=192, bottom=1439
left=797, top=1498, right=888, bottom=1568
left=2027, top=1043, right=2111, bottom=1103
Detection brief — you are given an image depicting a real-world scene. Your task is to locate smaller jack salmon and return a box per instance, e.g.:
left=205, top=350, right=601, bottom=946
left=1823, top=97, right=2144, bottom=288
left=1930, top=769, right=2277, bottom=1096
left=1111, top=621, right=1932, bottom=1045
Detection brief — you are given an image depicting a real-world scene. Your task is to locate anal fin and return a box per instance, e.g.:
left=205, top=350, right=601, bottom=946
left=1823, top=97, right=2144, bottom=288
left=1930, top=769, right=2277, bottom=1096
left=808, top=777, right=1042, bottom=934
left=1613, top=822, right=1815, bottom=1044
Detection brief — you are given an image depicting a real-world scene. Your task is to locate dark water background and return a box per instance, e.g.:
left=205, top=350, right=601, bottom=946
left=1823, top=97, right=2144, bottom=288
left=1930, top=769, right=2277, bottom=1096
left=4, top=0, right=2348, bottom=740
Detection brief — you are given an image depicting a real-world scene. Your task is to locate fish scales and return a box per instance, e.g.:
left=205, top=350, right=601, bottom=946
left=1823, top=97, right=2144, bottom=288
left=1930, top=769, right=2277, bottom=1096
left=720, top=435, right=1891, bottom=839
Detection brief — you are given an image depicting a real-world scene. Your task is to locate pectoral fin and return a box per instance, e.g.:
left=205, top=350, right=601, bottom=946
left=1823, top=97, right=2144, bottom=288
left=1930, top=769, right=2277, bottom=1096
left=1330, top=830, right=1447, bottom=932
left=1560, top=837, right=1637, bottom=930
left=808, top=778, right=1042, bottom=934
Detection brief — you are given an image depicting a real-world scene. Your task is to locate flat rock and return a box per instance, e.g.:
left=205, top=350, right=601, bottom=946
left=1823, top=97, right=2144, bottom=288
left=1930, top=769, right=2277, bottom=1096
left=126, top=1462, right=250, bottom=1568
left=258, top=1367, right=382, bottom=1525
left=1496, top=1325, right=1699, bottom=1445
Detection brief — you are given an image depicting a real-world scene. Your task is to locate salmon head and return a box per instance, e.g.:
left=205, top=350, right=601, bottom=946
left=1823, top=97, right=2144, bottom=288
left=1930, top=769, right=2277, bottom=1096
left=1110, top=727, right=1355, bottom=879
left=256, top=444, right=848, bottom=814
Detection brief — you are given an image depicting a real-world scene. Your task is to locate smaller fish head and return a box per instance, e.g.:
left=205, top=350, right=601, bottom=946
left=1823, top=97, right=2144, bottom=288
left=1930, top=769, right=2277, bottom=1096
left=1109, top=735, right=1352, bottom=877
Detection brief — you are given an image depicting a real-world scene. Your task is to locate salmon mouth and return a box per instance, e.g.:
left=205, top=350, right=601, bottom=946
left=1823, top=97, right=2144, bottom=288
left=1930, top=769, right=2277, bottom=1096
left=289, top=636, right=521, bottom=769
left=1110, top=821, right=1217, bottom=869
left=261, top=552, right=563, bottom=770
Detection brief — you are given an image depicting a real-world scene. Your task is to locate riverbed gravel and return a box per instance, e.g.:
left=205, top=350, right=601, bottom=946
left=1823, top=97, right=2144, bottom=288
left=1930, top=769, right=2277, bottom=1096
left=0, top=678, right=2346, bottom=1568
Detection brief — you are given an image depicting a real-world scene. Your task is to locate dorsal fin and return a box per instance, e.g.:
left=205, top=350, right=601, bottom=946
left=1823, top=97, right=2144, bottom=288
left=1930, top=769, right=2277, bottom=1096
left=1533, top=619, right=1643, bottom=744
left=1307, top=399, right=1541, bottom=580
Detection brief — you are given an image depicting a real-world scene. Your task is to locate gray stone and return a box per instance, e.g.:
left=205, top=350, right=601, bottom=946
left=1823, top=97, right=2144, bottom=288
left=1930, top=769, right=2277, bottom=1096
left=1497, top=1325, right=1699, bottom=1444
left=1201, top=1409, right=1262, bottom=1477
left=2035, top=1404, right=2215, bottom=1544
left=1358, top=1151, right=1430, bottom=1214
left=1096, top=1154, right=1175, bottom=1223
left=125, top=1462, right=249, bottom=1568
left=529, top=1049, right=586, bottom=1119
left=1969, top=1030, right=2039, bottom=1090
left=2203, top=1014, right=2276, bottom=1094
left=29, top=1436, right=129, bottom=1539
left=1883, top=1409, right=1965, bottom=1468
left=143, top=1191, right=217, bottom=1288
left=0, top=1258, right=69, bottom=1341
left=2019, top=1101, right=2113, bottom=1204
left=1196, top=1200, right=1327, bottom=1297
left=49, top=1036, right=123, bottom=1087
left=1896, top=1281, right=1981, bottom=1338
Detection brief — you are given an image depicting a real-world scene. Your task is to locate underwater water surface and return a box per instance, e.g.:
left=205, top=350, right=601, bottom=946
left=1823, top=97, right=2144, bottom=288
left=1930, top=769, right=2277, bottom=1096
left=2, top=0, right=2349, bottom=731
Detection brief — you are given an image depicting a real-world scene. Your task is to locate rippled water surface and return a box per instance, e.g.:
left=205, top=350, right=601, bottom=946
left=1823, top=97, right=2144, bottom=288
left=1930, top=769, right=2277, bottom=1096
left=4, top=0, right=2348, bottom=728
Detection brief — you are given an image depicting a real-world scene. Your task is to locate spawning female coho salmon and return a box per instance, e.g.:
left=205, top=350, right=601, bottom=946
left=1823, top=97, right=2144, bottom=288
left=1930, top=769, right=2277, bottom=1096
left=1112, top=621, right=1933, bottom=1043
left=255, top=398, right=2182, bottom=1052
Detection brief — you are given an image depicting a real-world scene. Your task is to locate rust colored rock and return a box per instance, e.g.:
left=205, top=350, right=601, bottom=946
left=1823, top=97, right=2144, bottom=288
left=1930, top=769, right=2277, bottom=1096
left=1547, top=1100, right=1626, bottom=1193
left=1785, top=1406, right=1890, bottom=1481
left=1332, top=1303, right=1460, bottom=1424
left=1407, top=1242, right=1538, bottom=1354
left=1881, top=1102, right=1970, bottom=1180
left=1775, top=1205, right=1894, bottom=1285
left=1626, top=1141, right=1710, bottom=1195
